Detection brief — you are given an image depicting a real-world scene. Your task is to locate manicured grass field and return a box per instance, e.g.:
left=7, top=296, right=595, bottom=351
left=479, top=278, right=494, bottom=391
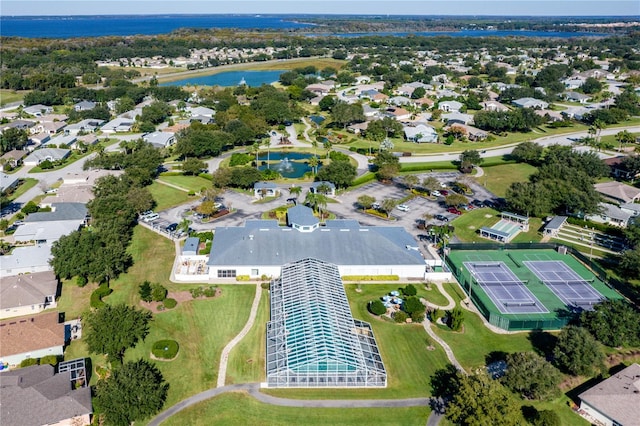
left=423, top=283, right=453, bottom=307
left=162, top=392, right=430, bottom=426
left=157, top=175, right=213, bottom=193
left=266, top=284, right=449, bottom=400
left=451, top=208, right=543, bottom=243
left=226, top=291, right=269, bottom=385
left=0, top=89, right=26, bottom=106
left=148, top=181, right=192, bottom=211
left=476, top=163, right=538, bottom=197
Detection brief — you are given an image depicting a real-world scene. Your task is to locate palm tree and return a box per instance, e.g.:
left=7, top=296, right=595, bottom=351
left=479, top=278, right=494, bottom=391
left=316, top=194, right=328, bottom=222
left=262, top=137, right=271, bottom=168
left=289, top=186, right=302, bottom=201
left=251, top=142, right=260, bottom=169
left=593, top=119, right=606, bottom=148
left=316, top=183, right=331, bottom=196
left=308, top=156, right=319, bottom=175
left=304, top=191, right=319, bottom=212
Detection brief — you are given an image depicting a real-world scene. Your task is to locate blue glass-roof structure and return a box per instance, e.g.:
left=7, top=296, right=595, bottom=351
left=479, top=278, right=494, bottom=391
left=266, top=258, right=386, bottom=388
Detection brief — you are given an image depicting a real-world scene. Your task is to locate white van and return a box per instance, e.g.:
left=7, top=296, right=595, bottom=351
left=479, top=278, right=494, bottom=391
left=143, top=213, right=159, bottom=222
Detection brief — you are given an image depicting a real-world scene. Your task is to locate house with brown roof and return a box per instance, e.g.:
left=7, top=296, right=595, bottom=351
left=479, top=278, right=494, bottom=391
left=578, top=363, right=640, bottom=426
left=0, top=271, right=59, bottom=320
left=594, top=181, right=640, bottom=204
left=0, top=364, right=92, bottom=426
left=0, top=149, right=27, bottom=171
left=0, top=311, right=64, bottom=366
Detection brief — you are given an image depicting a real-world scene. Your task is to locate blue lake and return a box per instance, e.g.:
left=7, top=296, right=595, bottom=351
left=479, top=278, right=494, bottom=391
left=257, top=152, right=321, bottom=179
left=161, top=70, right=285, bottom=87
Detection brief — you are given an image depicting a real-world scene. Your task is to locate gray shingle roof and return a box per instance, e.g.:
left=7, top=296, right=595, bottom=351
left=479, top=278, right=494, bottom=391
left=0, top=271, right=58, bottom=310
left=287, top=205, right=318, bottom=227
left=26, top=203, right=87, bottom=222
left=0, top=365, right=92, bottom=426
left=579, top=363, right=640, bottom=426
left=208, top=221, right=425, bottom=267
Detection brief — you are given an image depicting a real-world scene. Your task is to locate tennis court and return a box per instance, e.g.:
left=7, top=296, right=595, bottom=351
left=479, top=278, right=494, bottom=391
left=464, top=262, right=548, bottom=314
left=523, top=260, right=604, bottom=309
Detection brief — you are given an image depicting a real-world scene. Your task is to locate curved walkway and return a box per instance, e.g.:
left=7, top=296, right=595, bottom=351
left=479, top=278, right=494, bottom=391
left=423, top=282, right=455, bottom=311
left=216, top=283, right=263, bottom=387
left=148, top=382, right=432, bottom=426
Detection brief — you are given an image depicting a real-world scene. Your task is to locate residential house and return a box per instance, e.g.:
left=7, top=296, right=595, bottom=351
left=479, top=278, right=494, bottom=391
left=22, top=104, right=53, bottom=117
left=347, top=122, right=369, bottom=135
left=359, top=89, right=381, bottom=100
left=0, top=271, right=58, bottom=320
left=64, top=119, right=104, bottom=135
left=0, top=364, right=93, bottom=426
left=23, top=148, right=70, bottom=166
left=383, top=107, right=411, bottom=121
left=563, top=78, right=585, bottom=90
left=603, top=156, right=640, bottom=181
left=512, top=98, right=549, bottom=109
left=73, top=100, right=96, bottom=111
left=101, top=117, right=134, bottom=133
left=73, top=133, right=99, bottom=149
left=1, top=120, right=36, bottom=134
left=535, top=109, right=564, bottom=122
left=362, top=104, right=379, bottom=119
left=42, top=134, right=76, bottom=148
left=28, top=133, right=50, bottom=147
left=403, top=124, right=439, bottom=143
left=305, top=83, right=332, bottom=95
left=0, top=244, right=53, bottom=278
left=33, top=120, right=67, bottom=135
left=438, top=100, right=463, bottom=113
left=143, top=131, right=176, bottom=148
left=564, top=91, right=591, bottom=104
left=310, top=181, right=336, bottom=196
left=594, top=181, right=640, bottom=204
left=442, top=112, right=474, bottom=126
left=0, top=150, right=27, bottom=171
left=0, top=311, right=64, bottom=366
left=447, top=124, right=488, bottom=141
left=414, top=97, right=435, bottom=109
left=254, top=181, right=279, bottom=198
left=0, top=172, right=20, bottom=194
left=388, top=96, right=413, bottom=107
left=585, top=203, right=633, bottom=228
left=186, top=106, right=215, bottom=118
left=14, top=203, right=88, bottom=243
left=621, top=203, right=640, bottom=219
left=561, top=106, right=591, bottom=121
left=577, top=363, right=640, bottom=426
left=482, top=100, right=510, bottom=112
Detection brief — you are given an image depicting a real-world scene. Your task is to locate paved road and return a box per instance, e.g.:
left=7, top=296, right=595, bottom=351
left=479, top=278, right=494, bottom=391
left=148, top=382, right=432, bottom=426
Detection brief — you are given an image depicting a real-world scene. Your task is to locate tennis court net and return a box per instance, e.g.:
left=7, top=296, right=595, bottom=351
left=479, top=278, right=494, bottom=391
left=473, top=263, right=502, bottom=268
left=477, top=280, right=526, bottom=287
left=543, top=279, right=594, bottom=286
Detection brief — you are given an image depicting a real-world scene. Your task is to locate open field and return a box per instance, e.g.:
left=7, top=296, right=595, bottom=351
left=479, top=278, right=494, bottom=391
left=157, top=175, right=213, bottom=193
left=476, top=163, right=538, bottom=197
left=156, top=57, right=346, bottom=84
left=451, top=208, right=543, bottom=243
left=148, top=181, right=192, bottom=211
left=0, top=89, right=26, bottom=106
left=162, top=392, right=430, bottom=426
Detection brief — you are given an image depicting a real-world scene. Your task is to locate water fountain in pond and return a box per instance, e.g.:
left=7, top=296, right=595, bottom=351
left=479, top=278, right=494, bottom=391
left=275, top=157, right=294, bottom=172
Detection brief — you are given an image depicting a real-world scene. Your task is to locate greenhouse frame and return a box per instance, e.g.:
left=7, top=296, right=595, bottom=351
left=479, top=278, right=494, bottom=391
left=266, top=258, right=387, bottom=388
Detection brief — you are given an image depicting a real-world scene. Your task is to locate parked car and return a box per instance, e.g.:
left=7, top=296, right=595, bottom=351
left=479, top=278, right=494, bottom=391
left=396, top=204, right=410, bottom=212
left=143, top=213, right=159, bottom=222
left=472, top=199, right=485, bottom=208
left=441, top=190, right=449, bottom=196
left=431, top=190, right=441, bottom=197
left=435, top=214, right=449, bottom=222
left=166, top=223, right=178, bottom=232
left=371, top=202, right=381, bottom=210
left=447, top=207, right=462, bottom=215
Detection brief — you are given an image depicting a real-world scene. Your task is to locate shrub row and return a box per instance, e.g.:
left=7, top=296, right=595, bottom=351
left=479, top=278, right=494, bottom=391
left=90, top=284, right=113, bottom=309
left=19, top=355, right=60, bottom=368
left=342, top=275, right=400, bottom=281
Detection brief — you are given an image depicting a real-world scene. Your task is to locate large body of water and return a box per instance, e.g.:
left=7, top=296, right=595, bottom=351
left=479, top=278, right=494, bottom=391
left=160, top=70, right=285, bottom=88
left=1, top=15, right=609, bottom=38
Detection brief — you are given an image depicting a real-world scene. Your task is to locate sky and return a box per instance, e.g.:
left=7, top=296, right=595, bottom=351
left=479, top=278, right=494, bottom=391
left=2, top=0, right=639, bottom=17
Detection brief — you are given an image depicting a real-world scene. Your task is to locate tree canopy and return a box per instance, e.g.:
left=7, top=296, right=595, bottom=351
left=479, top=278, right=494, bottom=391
left=553, top=325, right=605, bottom=376
left=580, top=300, right=640, bottom=347
left=315, top=160, right=357, bottom=188
left=95, top=359, right=169, bottom=426
left=84, top=304, right=152, bottom=364
left=502, top=352, right=562, bottom=400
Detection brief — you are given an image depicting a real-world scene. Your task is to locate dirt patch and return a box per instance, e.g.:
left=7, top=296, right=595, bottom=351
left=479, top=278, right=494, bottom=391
left=468, top=225, right=476, bottom=230
left=484, top=214, right=493, bottom=218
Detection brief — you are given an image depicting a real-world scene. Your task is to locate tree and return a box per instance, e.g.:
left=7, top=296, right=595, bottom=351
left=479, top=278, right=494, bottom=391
left=403, top=296, right=425, bottom=315
left=331, top=101, right=364, bottom=129
left=447, top=306, right=464, bottom=331
left=308, top=155, right=319, bottom=175
left=422, top=176, right=441, bottom=194
left=510, top=141, right=543, bottom=165
left=403, top=174, right=419, bottom=191
left=581, top=77, right=603, bottom=94
left=553, top=325, right=605, bottom=376
left=373, top=151, right=400, bottom=182
left=444, top=193, right=468, bottom=207
left=581, top=300, right=640, bottom=347
left=315, top=160, right=356, bottom=188
left=502, top=352, right=562, bottom=400
left=151, top=283, right=168, bottom=302
left=182, top=158, right=206, bottom=175
left=289, top=186, right=302, bottom=200
left=139, top=281, right=153, bottom=302
left=615, top=130, right=635, bottom=151
left=357, top=194, right=375, bottom=210
left=459, top=150, right=483, bottom=172
left=84, top=304, right=152, bottom=364
left=380, top=198, right=397, bottom=218
left=95, top=359, right=169, bottom=426
left=403, top=284, right=417, bottom=296
left=369, top=300, right=387, bottom=315
left=446, top=372, right=524, bottom=426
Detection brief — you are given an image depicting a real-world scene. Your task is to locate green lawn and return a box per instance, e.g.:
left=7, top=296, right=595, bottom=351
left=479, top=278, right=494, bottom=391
left=0, top=89, right=26, bottom=106
left=423, top=283, right=453, bottom=307
left=157, top=175, right=213, bottom=193
left=148, top=181, right=192, bottom=211
left=266, top=284, right=449, bottom=400
left=226, top=291, right=269, bottom=385
left=162, top=393, right=430, bottom=426
left=476, top=163, right=537, bottom=197
left=430, top=287, right=536, bottom=369
left=7, top=178, right=38, bottom=201
left=451, top=208, right=542, bottom=243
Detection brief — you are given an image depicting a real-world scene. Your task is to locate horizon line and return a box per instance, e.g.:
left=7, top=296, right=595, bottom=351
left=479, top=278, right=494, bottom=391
left=2, top=13, right=640, bottom=18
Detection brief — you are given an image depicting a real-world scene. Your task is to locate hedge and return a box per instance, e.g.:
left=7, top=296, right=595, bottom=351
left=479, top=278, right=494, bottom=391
left=236, top=275, right=251, bottom=281
left=90, top=284, right=113, bottom=309
left=151, top=340, right=180, bottom=360
left=342, top=275, right=400, bottom=281
left=566, top=216, right=625, bottom=236
left=163, top=298, right=177, bottom=309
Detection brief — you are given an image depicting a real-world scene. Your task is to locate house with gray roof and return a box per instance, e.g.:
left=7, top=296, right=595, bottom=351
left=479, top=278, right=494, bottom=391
left=512, top=97, right=549, bottom=109
left=621, top=203, right=640, bottom=218
left=101, top=117, right=134, bottom=133
left=0, top=271, right=58, bottom=320
left=14, top=203, right=88, bottom=243
left=73, top=100, right=96, bottom=111
left=206, top=206, right=427, bottom=280
left=585, top=203, right=633, bottom=228
left=254, top=181, right=279, bottom=198
left=578, top=363, right=640, bottom=426
left=42, top=134, right=76, bottom=148
left=0, top=311, right=64, bottom=367
left=310, top=181, right=336, bottom=196
left=594, top=181, right=640, bottom=204
left=563, top=91, right=591, bottom=104
left=438, top=100, right=463, bottom=113
left=143, top=131, right=176, bottom=148
left=23, top=148, right=70, bottom=166
left=0, top=150, right=27, bottom=171
left=0, top=244, right=53, bottom=277
left=22, top=104, right=53, bottom=117
left=0, top=364, right=92, bottom=426
left=64, top=118, right=104, bottom=135
left=403, top=124, right=438, bottom=143
left=0, top=172, right=19, bottom=194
